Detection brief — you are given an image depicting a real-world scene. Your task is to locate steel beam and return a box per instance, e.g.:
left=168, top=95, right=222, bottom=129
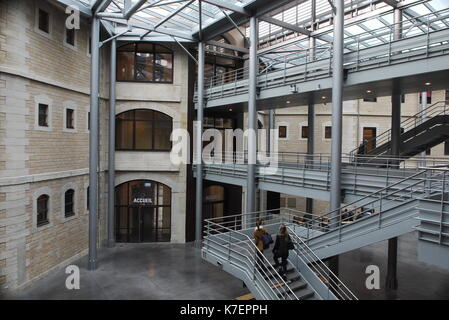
left=88, top=17, right=100, bottom=270
left=329, top=0, right=344, bottom=224
left=202, top=0, right=249, bottom=15
left=246, top=16, right=258, bottom=216
left=206, top=40, right=248, bottom=54
left=153, top=0, right=195, bottom=29
left=124, top=0, right=147, bottom=19
left=195, top=41, right=205, bottom=247
left=386, top=7, right=402, bottom=291
left=107, top=38, right=116, bottom=248
left=259, top=16, right=311, bottom=36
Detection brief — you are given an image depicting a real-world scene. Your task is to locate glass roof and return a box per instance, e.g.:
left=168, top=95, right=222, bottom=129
left=60, top=0, right=449, bottom=45
left=255, top=0, right=449, bottom=69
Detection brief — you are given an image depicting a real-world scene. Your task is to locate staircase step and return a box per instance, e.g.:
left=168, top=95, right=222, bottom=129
left=234, top=293, right=255, bottom=300
left=275, top=280, right=308, bottom=298
left=291, top=287, right=315, bottom=300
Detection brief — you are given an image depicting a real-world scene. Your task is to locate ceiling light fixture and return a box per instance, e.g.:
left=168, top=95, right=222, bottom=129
left=425, top=82, right=431, bottom=86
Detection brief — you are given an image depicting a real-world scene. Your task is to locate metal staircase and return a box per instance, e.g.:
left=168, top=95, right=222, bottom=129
left=350, top=101, right=449, bottom=163
left=202, top=213, right=357, bottom=300
left=202, top=167, right=449, bottom=297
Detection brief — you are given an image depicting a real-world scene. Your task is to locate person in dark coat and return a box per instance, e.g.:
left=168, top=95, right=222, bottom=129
left=272, top=224, right=292, bottom=280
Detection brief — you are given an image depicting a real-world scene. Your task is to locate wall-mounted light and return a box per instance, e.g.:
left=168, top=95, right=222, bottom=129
left=366, top=89, right=372, bottom=93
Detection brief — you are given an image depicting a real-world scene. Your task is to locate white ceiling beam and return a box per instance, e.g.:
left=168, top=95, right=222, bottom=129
left=206, top=40, right=249, bottom=54
left=153, top=0, right=195, bottom=28
left=201, top=0, right=249, bottom=15
left=124, top=0, right=148, bottom=19
left=259, top=16, right=311, bottom=36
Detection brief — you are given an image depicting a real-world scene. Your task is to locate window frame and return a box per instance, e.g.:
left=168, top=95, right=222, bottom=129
left=35, top=6, right=52, bottom=39
left=299, top=123, right=309, bottom=140
left=34, top=95, right=53, bottom=131
left=64, top=189, right=75, bottom=218
left=324, top=126, right=332, bottom=140
left=63, top=102, right=77, bottom=132
left=37, top=194, right=50, bottom=227
left=38, top=103, right=49, bottom=127
left=116, top=43, right=174, bottom=84
left=277, top=124, right=288, bottom=139
left=115, top=109, right=173, bottom=152
left=64, top=26, right=77, bottom=50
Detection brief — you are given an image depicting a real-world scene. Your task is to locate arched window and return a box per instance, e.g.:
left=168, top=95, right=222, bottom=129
left=65, top=189, right=75, bottom=217
left=115, top=180, right=171, bottom=242
left=116, top=109, right=172, bottom=151
left=37, top=194, right=49, bottom=227
left=117, top=43, right=173, bottom=83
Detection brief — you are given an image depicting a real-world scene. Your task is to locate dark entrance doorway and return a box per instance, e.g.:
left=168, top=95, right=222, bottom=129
left=115, top=180, right=171, bottom=243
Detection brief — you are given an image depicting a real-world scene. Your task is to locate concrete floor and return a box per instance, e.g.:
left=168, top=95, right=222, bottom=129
left=2, top=243, right=249, bottom=300
left=3, top=231, right=449, bottom=300
left=339, top=232, right=449, bottom=300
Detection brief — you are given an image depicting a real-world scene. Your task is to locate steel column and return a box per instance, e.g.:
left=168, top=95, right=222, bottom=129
left=195, top=41, right=205, bottom=247
left=267, top=110, right=275, bottom=155
left=386, top=7, right=402, bottom=291
left=246, top=16, right=258, bottom=216
left=420, top=91, right=427, bottom=163
left=306, top=99, right=315, bottom=214
left=329, top=0, right=344, bottom=222
left=107, top=38, right=116, bottom=248
left=88, top=17, right=100, bottom=270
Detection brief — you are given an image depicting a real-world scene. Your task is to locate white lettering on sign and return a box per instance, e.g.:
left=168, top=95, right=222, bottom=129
left=133, top=198, right=153, bottom=204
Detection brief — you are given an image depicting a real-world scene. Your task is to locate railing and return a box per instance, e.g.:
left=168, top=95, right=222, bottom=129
left=203, top=217, right=299, bottom=300
left=286, top=226, right=357, bottom=300
left=349, top=100, right=449, bottom=159
left=194, top=8, right=449, bottom=102
left=286, top=168, right=449, bottom=247
left=203, top=211, right=356, bottom=300
left=197, top=151, right=449, bottom=197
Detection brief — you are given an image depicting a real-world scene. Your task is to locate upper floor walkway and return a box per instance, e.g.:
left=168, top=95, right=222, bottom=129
left=195, top=8, right=449, bottom=110
left=194, top=152, right=449, bottom=202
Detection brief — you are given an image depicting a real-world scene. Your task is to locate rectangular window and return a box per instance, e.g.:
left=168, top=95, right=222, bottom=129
left=426, top=148, right=431, bottom=155
left=38, top=104, right=48, bottom=127
left=37, top=195, right=49, bottom=227
left=445, top=140, right=449, bottom=156
left=278, top=126, right=287, bottom=138
left=38, top=9, right=49, bottom=33
left=66, top=28, right=75, bottom=46
left=401, top=94, right=405, bottom=103
left=325, top=126, right=332, bottom=139
left=88, top=36, right=91, bottom=55
left=363, top=97, right=377, bottom=102
left=65, top=190, right=75, bottom=218
left=301, top=126, right=309, bottom=139
left=66, top=109, right=74, bottom=129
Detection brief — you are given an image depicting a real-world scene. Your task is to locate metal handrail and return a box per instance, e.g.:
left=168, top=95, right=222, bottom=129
left=286, top=226, right=358, bottom=300
left=349, top=100, right=449, bottom=158
left=203, top=217, right=299, bottom=300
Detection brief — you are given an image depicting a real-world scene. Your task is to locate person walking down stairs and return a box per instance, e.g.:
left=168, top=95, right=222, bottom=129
left=272, top=224, right=294, bottom=281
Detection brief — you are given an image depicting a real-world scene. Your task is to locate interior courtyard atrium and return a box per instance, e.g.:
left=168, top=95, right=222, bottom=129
left=1, top=0, right=449, bottom=301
